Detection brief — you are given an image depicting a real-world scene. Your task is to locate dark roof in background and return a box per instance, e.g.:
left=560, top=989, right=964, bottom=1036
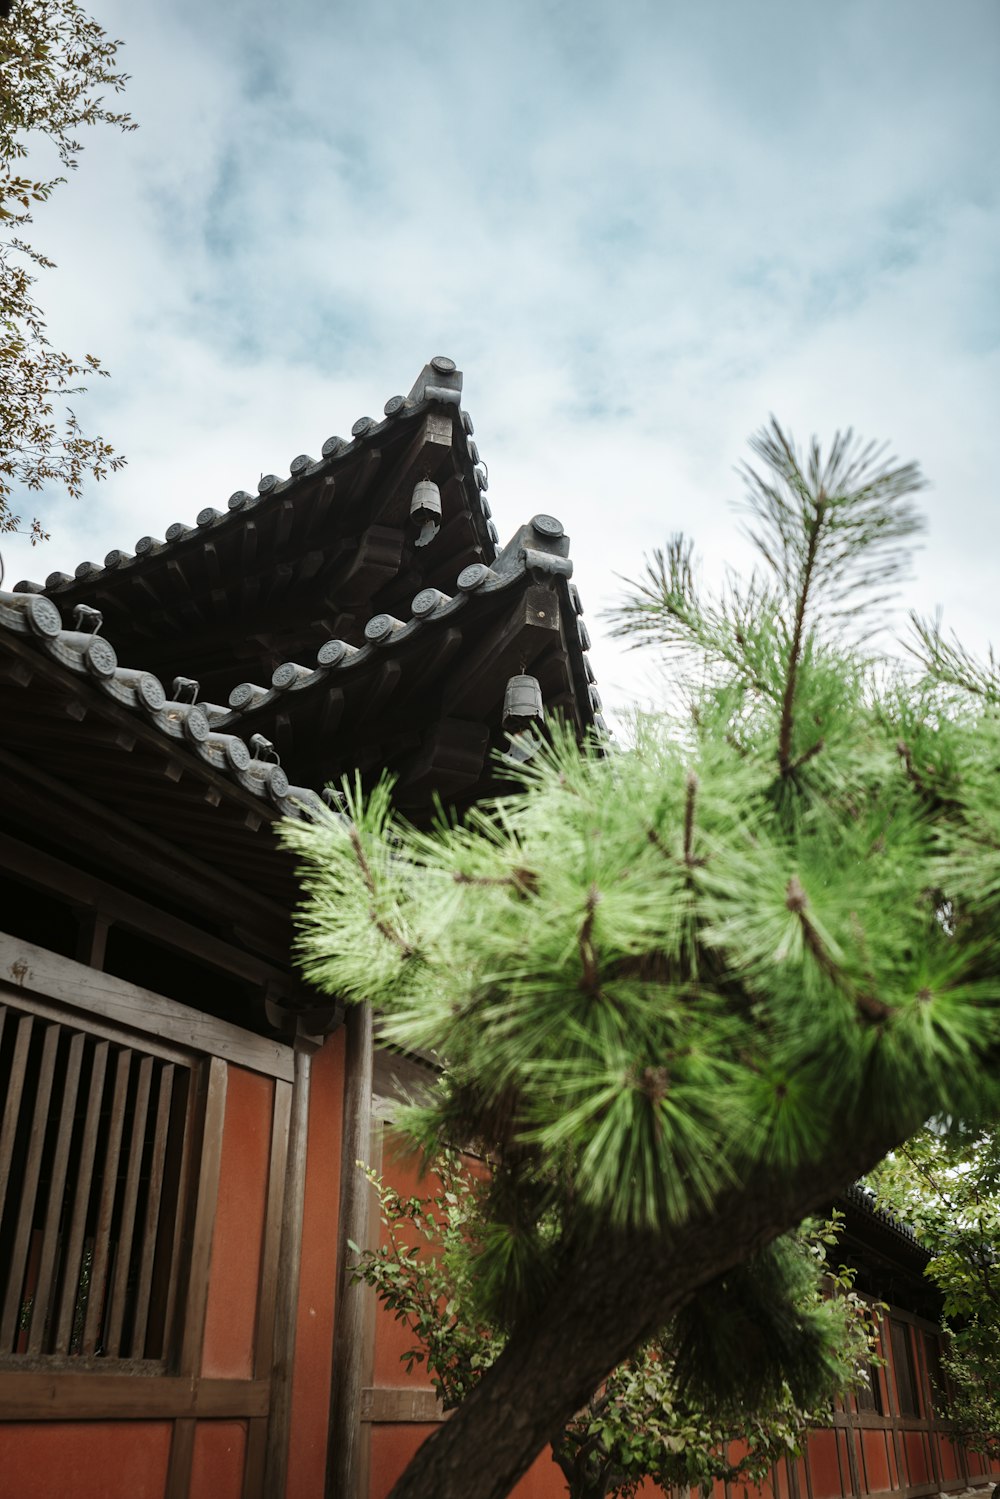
left=835, top=1183, right=938, bottom=1320
left=0, top=356, right=601, bottom=914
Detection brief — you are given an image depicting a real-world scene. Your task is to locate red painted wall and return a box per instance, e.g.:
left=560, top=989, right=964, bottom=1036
left=862, top=1429, right=892, bottom=1492
left=0, top=1421, right=172, bottom=1498
left=202, top=1067, right=274, bottom=1380
left=190, top=1421, right=247, bottom=1499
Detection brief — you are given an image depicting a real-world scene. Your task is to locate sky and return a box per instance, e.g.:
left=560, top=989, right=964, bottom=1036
left=5, top=0, right=999, bottom=714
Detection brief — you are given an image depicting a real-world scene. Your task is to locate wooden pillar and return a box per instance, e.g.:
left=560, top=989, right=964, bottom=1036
left=326, top=1002, right=374, bottom=1499
left=263, top=1033, right=314, bottom=1498
left=75, top=910, right=110, bottom=969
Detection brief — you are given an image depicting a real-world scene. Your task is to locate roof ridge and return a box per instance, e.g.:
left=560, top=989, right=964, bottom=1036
left=14, top=357, right=496, bottom=597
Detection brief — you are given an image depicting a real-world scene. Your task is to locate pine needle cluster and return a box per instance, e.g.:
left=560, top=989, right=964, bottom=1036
left=282, top=419, right=1000, bottom=1350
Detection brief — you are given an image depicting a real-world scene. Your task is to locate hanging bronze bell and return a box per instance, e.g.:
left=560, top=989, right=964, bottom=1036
left=410, top=478, right=442, bottom=522
left=411, top=479, right=442, bottom=548
left=502, top=674, right=544, bottom=733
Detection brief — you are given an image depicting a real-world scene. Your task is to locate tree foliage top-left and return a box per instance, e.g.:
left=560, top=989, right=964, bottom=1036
left=0, top=0, right=134, bottom=543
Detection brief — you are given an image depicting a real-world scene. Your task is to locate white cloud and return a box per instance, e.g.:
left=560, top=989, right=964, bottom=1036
left=4, top=0, right=998, bottom=712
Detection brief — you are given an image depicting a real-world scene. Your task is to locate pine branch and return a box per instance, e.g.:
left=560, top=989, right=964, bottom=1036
left=784, top=877, right=892, bottom=1023
left=908, top=613, right=1000, bottom=703
left=349, top=826, right=413, bottom=957
left=579, top=884, right=601, bottom=993
left=778, top=501, right=824, bottom=776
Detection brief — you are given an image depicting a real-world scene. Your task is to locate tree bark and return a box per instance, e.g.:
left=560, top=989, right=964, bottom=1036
left=387, top=1109, right=920, bottom=1499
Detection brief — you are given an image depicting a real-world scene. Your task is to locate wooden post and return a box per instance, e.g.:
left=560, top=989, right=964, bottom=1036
left=262, top=1034, right=314, bottom=1498
left=326, top=1002, right=374, bottom=1499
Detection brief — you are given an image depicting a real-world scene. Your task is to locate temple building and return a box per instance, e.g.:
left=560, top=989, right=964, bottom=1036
left=0, top=359, right=994, bottom=1499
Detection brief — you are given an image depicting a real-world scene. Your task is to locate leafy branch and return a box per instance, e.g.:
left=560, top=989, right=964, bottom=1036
left=0, top=0, right=135, bottom=538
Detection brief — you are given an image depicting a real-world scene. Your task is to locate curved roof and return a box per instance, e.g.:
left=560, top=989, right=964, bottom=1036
left=13, top=359, right=499, bottom=708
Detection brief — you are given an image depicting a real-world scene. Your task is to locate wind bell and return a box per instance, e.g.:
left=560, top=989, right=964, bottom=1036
left=410, top=478, right=442, bottom=548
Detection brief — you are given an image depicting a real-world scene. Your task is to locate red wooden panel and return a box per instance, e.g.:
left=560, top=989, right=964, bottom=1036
left=201, top=1067, right=273, bottom=1379
left=370, top=1420, right=436, bottom=1497
left=807, top=1428, right=844, bottom=1499
left=904, top=1430, right=929, bottom=1485
left=837, top=1429, right=851, bottom=1491
left=794, top=1454, right=808, bottom=1499
left=189, top=1420, right=247, bottom=1499
left=965, top=1445, right=988, bottom=1480
left=776, top=1453, right=791, bottom=1499
left=286, top=1030, right=345, bottom=1499
left=862, top=1430, right=891, bottom=1494
left=0, top=1421, right=171, bottom=1498
left=887, top=1427, right=900, bottom=1488
left=372, top=1144, right=449, bottom=1388
left=938, top=1435, right=960, bottom=1481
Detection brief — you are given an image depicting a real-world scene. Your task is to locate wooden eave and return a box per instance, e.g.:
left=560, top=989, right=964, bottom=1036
left=217, top=528, right=602, bottom=805
left=0, top=618, right=297, bottom=910
left=835, top=1185, right=938, bottom=1319
left=0, top=518, right=598, bottom=873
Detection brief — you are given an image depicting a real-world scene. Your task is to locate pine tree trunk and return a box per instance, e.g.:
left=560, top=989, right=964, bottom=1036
left=386, top=1113, right=917, bottom=1499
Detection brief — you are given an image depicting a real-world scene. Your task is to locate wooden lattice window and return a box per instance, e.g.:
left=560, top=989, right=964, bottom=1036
left=0, top=999, right=194, bottom=1364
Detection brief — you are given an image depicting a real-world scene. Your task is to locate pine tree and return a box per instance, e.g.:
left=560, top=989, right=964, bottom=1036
left=283, top=421, right=1000, bottom=1499
left=357, top=1154, right=881, bottom=1499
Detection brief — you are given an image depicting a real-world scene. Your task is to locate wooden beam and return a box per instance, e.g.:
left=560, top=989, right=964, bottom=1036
left=0, top=829, right=296, bottom=997
left=395, top=717, right=489, bottom=806
left=0, top=744, right=291, bottom=959
left=262, top=1037, right=314, bottom=1499
left=0, top=1372, right=270, bottom=1420
left=0, top=935, right=294, bottom=1080
left=0, top=1020, right=59, bottom=1351
left=355, top=1119, right=384, bottom=1499
left=176, top=1057, right=227, bottom=1375
left=254, top=1079, right=292, bottom=1379
left=26, top=1031, right=85, bottom=1356
left=243, top=1421, right=270, bottom=1499
left=442, top=584, right=562, bottom=720
left=360, top=1387, right=447, bottom=1424
left=363, top=411, right=455, bottom=534
left=75, top=911, right=110, bottom=970
left=326, top=1002, right=375, bottom=1499
left=324, top=525, right=405, bottom=607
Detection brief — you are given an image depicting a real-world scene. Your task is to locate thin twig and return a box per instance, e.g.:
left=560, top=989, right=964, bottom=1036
left=683, top=772, right=698, bottom=866
left=453, top=867, right=538, bottom=895
left=791, top=737, right=825, bottom=771
left=579, top=884, right=601, bottom=993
